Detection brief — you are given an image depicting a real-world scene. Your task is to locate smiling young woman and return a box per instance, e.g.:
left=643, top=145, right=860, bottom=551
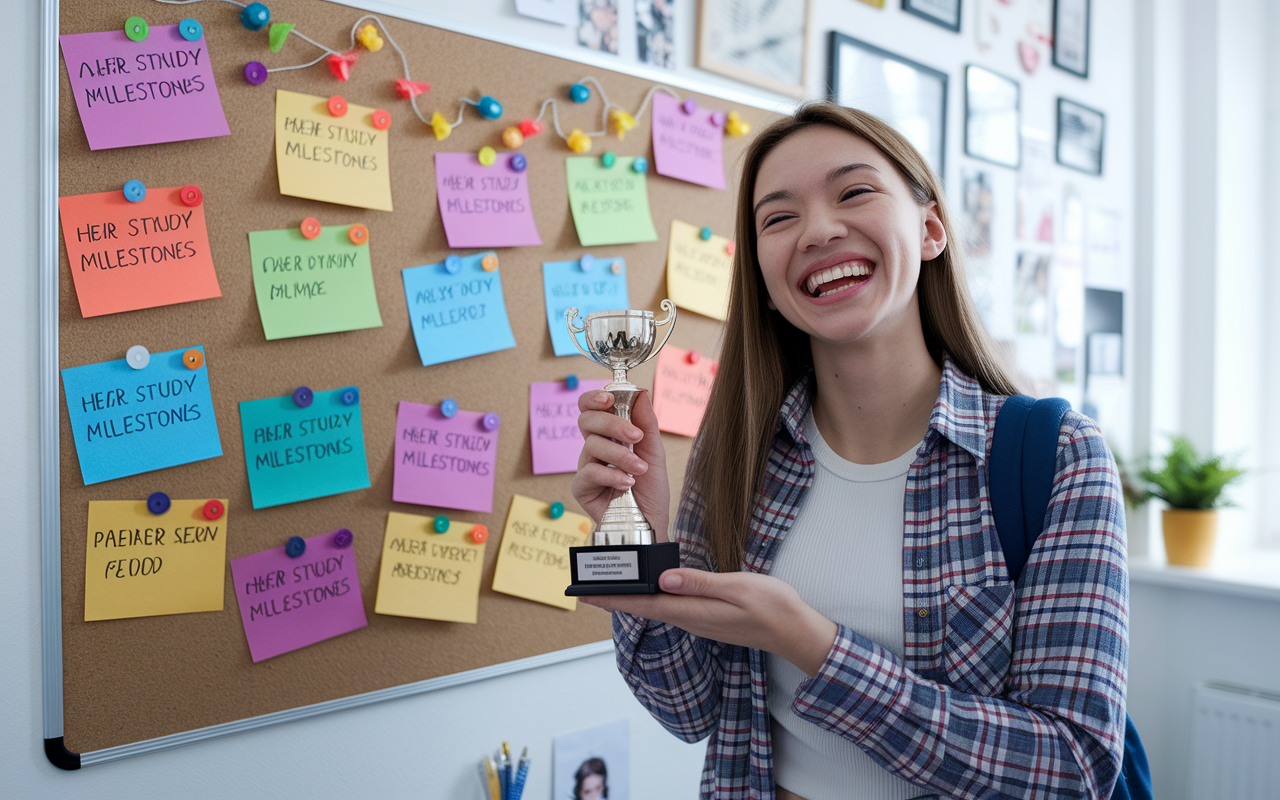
left=571, top=103, right=1128, bottom=800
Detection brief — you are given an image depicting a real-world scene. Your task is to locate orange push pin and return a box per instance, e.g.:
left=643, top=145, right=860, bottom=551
left=327, top=95, right=348, bottom=117
left=348, top=224, right=369, bottom=245
left=300, top=217, right=321, bottom=239
left=481, top=254, right=498, bottom=272
left=470, top=525, right=488, bottom=544
left=371, top=109, right=391, bottom=130
left=183, top=349, right=204, bottom=369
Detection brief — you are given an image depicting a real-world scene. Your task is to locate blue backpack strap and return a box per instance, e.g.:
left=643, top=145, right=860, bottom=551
left=991, top=395, right=1071, bottom=581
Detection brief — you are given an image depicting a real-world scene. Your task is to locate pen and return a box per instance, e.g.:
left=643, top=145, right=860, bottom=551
left=510, top=747, right=530, bottom=800
left=484, top=756, right=501, bottom=800
left=498, top=742, right=511, bottom=800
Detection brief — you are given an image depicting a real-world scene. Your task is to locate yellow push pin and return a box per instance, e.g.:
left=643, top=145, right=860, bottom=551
left=478, top=146, right=497, bottom=166
left=356, top=24, right=384, bottom=51
left=431, top=111, right=453, bottom=141
left=609, top=108, right=636, bottom=140
left=566, top=128, right=592, bottom=153
left=726, top=111, right=751, bottom=137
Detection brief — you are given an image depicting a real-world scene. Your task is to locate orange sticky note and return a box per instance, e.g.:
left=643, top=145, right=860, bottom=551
left=58, top=186, right=221, bottom=317
left=652, top=345, right=717, bottom=438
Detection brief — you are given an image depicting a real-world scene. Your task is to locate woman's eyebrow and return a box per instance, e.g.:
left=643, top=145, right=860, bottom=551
left=826, top=162, right=878, bottom=182
left=753, top=189, right=793, bottom=218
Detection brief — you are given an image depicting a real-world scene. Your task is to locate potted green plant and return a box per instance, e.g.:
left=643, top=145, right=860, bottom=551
left=1139, top=436, right=1245, bottom=567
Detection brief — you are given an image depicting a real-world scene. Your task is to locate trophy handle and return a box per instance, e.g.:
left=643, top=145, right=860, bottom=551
left=640, top=300, right=677, bottom=365
left=564, top=307, right=600, bottom=364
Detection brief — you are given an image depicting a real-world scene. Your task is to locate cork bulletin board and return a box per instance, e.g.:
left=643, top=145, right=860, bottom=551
left=43, top=0, right=781, bottom=765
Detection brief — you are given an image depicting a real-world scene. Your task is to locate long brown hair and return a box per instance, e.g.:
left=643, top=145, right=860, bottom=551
left=690, top=102, right=1020, bottom=572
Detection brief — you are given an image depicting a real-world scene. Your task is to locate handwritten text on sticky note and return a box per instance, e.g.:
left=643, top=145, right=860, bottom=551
left=230, top=530, right=368, bottom=662
left=248, top=225, right=383, bottom=340
left=59, top=25, right=230, bottom=150
left=651, top=94, right=726, bottom=189
left=565, top=157, right=658, bottom=246
left=652, top=345, right=717, bottom=438
left=58, top=186, right=221, bottom=318
left=666, top=219, right=733, bottom=321
left=542, top=258, right=630, bottom=357
left=530, top=379, right=610, bottom=474
left=61, top=346, right=222, bottom=485
left=393, top=401, right=499, bottom=513
left=275, top=89, right=393, bottom=211
left=375, top=512, right=486, bottom=623
left=435, top=153, right=542, bottom=248
left=238, top=388, right=370, bottom=509
left=491, top=494, right=591, bottom=611
left=401, top=253, right=517, bottom=367
left=85, top=498, right=227, bottom=621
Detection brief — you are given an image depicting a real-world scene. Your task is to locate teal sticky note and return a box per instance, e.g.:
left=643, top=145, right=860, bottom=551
left=564, top=156, right=659, bottom=246
left=238, top=388, right=371, bottom=509
left=542, top=258, right=630, bottom=357
left=61, top=346, right=222, bottom=485
left=401, top=252, right=517, bottom=366
left=248, top=225, right=383, bottom=340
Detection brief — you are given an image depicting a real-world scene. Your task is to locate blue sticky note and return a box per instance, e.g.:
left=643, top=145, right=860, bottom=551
left=61, top=346, right=223, bottom=485
left=401, top=252, right=517, bottom=367
left=542, top=258, right=631, bottom=357
left=238, top=388, right=371, bottom=509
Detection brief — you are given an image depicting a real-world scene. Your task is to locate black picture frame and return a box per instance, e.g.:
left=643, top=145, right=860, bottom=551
left=902, top=0, right=961, bottom=32
left=1051, top=0, right=1090, bottom=78
left=1056, top=97, right=1105, bottom=175
left=827, top=32, right=949, bottom=176
left=964, top=64, right=1020, bottom=168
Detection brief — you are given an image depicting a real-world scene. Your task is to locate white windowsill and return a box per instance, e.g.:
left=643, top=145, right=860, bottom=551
left=1128, top=551, right=1280, bottom=603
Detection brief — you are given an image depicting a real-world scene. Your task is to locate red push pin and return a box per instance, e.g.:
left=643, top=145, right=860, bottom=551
left=179, top=185, right=202, bottom=207
left=687, top=350, right=701, bottom=364
left=202, top=500, right=224, bottom=520
left=300, top=217, right=322, bottom=239
left=327, top=95, right=348, bottom=117
left=395, top=78, right=431, bottom=99
left=328, top=49, right=359, bottom=81
left=371, top=109, right=391, bottom=130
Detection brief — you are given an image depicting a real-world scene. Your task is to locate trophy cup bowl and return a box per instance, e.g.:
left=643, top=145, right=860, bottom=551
left=563, top=300, right=682, bottom=596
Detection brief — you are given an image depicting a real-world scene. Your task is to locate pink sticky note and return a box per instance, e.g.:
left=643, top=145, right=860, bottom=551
left=651, top=93, right=726, bottom=189
left=529, top=379, right=610, bottom=475
left=434, top=152, right=542, bottom=248
left=652, top=345, right=718, bottom=438
left=59, top=26, right=230, bottom=150
left=393, top=400, right=499, bottom=512
left=230, top=531, right=368, bottom=663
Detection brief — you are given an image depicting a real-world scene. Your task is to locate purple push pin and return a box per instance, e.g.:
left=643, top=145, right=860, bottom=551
left=244, top=62, right=268, bottom=85
left=710, top=110, right=725, bottom=128
left=682, top=98, right=697, bottom=114
left=333, top=528, right=353, bottom=548
left=482, top=412, right=500, bottom=431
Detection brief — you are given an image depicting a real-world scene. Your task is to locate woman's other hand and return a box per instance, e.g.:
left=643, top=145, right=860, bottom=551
left=571, top=389, right=671, bottom=538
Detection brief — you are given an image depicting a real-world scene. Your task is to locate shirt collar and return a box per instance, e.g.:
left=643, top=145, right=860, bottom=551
left=775, top=357, right=990, bottom=462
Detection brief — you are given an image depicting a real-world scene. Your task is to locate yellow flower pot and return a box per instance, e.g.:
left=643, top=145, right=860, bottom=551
left=1162, top=509, right=1218, bottom=567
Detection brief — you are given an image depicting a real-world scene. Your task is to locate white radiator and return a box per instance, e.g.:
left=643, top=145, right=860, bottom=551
left=1189, top=682, right=1280, bottom=800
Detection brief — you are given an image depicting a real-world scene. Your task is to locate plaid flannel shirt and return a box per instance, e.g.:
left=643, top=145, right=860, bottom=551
left=612, top=359, right=1128, bottom=800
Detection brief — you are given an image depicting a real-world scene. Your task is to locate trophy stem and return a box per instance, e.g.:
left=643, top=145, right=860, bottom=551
left=593, top=380, right=653, bottom=546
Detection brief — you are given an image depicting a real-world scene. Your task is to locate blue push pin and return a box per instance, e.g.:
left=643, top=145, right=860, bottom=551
left=510, top=153, right=527, bottom=172
left=241, top=2, right=270, bottom=31
left=580, top=253, right=595, bottom=272
left=632, top=156, right=648, bottom=174
left=700, top=226, right=713, bottom=241
left=433, top=516, right=450, bottom=533
left=440, top=398, right=458, bottom=418
left=444, top=254, right=462, bottom=274
left=292, top=386, right=313, bottom=408
left=549, top=502, right=565, bottom=520
left=566, top=374, right=579, bottom=390
left=123, top=180, right=147, bottom=203
left=178, top=18, right=203, bottom=41
left=285, top=536, right=306, bottom=558
left=147, top=492, right=170, bottom=515
left=341, top=387, right=359, bottom=406
left=569, top=83, right=590, bottom=103
left=477, top=95, right=503, bottom=119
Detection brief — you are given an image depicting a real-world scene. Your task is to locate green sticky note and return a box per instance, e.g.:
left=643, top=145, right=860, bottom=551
left=248, top=225, right=383, bottom=340
left=565, top=156, right=659, bottom=246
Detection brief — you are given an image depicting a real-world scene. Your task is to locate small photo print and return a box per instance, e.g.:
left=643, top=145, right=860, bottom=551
left=1015, top=252, right=1051, bottom=335
left=637, top=0, right=675, bottom=68
left=580, top=0, right=620, bottom=54
left=554, top=719, right=630, bottom=800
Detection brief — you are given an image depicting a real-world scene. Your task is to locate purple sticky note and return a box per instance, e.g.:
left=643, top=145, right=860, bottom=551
left=59, top=25, right=231, bottom=150
left=393, top=400, right=499, bottom=512
left=529, top=379, right=610, bottom=475
left=651, top=93, right=726, bottom=190
left=230, top=531, right=368, bottom=662
left=434, top=153, right=542, bottom=248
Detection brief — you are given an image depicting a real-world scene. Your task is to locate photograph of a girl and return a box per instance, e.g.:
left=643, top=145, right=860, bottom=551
left=572, top=103, right=1128, bottom=799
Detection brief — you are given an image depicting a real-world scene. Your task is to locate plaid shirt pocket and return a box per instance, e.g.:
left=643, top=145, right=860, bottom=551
left=942, top=582, right=1015, bottom=697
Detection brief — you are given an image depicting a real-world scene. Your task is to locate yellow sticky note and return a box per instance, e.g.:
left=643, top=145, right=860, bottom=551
left=375, top=512, right=486, bottom=623
left=665, top=219, right=733, bottom=321
left=491, top=494, right=591, bottom=611
left=85, top=499, right=228, bottom=621
left=275, top=89, right=393, bottom=211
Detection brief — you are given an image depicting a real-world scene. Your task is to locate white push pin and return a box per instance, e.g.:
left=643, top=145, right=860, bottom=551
left=126, top=345, right=150, bottom=370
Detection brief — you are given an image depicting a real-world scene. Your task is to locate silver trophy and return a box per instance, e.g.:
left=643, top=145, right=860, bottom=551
left=564, top=301, right=681, bottom=595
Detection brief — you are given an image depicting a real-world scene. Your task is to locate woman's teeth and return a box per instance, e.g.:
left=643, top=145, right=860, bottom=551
left=805, top=263, right=872, bottom=296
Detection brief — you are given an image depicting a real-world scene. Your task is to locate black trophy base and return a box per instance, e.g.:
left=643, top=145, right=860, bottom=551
left=565, top=542, right=681, bottom=596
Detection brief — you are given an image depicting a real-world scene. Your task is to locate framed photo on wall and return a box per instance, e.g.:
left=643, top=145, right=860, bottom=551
left=827, top=32, right=948, bottom=176
left=902, top=0, right=961, bottom=32
left=1052, top=0, right=1090, bottom=77
left=964, top=65, right=1020, bottom=168
left=697, top=0, right=810, bottom=97
left=1056, top=97, right=1104, bottom=174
